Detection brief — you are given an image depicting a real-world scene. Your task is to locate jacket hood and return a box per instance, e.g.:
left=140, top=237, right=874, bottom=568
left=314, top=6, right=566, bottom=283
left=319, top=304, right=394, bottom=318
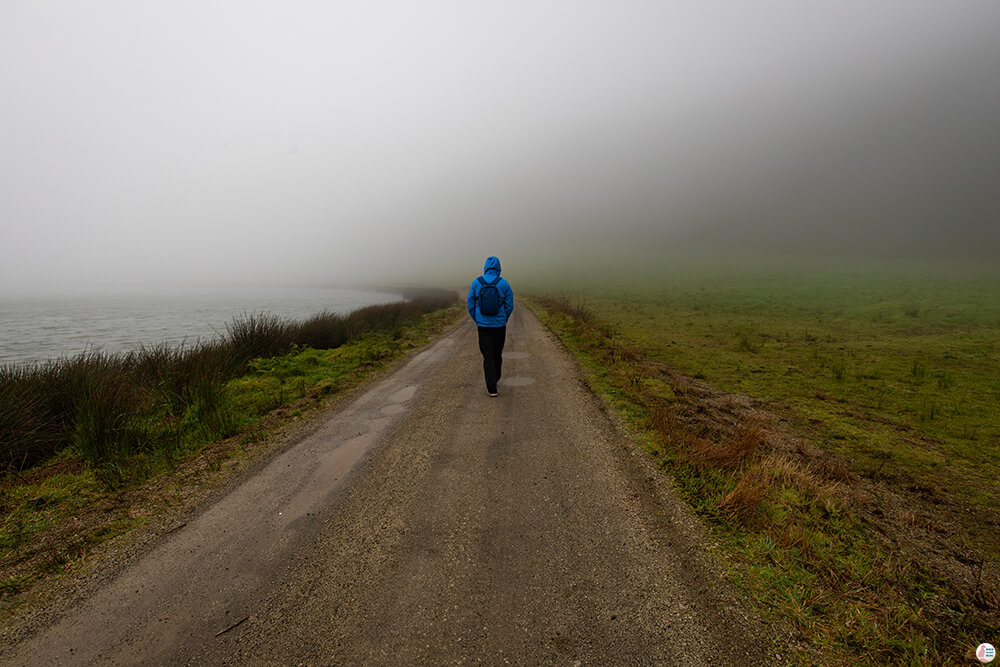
left=484, top=256, right=501, bottom=275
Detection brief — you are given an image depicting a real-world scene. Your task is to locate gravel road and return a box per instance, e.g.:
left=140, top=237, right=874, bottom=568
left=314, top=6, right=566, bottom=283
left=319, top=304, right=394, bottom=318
left=3, top=305, right=771, bottom=665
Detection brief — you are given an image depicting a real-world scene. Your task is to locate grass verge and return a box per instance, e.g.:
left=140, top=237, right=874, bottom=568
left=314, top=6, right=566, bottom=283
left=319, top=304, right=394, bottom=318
left=0, top=292, right=462, bottom=621
left=524, top=268, right=999, bottom=665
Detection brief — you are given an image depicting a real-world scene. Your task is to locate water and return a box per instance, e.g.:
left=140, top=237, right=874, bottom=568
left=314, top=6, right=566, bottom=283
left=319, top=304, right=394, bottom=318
left=0, top=287, right=404, bottom=367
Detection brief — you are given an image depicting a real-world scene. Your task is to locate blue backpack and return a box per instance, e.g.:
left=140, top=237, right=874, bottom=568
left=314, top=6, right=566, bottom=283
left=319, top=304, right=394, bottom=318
left=477, top=275, right=502, bottom=316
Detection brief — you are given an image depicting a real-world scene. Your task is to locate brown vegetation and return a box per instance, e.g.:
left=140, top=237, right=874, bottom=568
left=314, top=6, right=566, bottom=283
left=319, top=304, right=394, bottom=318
left=535, top=293, right=999, bottom=663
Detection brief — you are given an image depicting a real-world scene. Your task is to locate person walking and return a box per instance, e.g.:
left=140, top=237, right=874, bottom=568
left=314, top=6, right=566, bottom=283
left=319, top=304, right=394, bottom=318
left=467, top=256, right=514, bottom=397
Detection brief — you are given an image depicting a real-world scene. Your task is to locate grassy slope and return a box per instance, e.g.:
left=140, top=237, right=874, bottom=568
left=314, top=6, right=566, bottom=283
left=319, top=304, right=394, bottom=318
left=0, top=302, right=464, bottom=619
left=524, top=261, right=999, bottom=665
left=589, top=268, right=999, bottom=507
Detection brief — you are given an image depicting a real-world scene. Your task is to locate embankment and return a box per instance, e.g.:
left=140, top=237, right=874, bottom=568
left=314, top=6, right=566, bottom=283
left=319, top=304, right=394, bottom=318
left=0, top=288, right=461, bottom=622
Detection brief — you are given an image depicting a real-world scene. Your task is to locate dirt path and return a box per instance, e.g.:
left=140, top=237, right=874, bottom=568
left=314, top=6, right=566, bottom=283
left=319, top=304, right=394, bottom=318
left=2, top=306, right=770, bottom=665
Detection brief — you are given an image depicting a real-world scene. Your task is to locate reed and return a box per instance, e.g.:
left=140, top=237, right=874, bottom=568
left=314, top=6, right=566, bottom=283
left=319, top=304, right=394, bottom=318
left=0, top=290, right=457, bottom=473
left=293, top=311, right=348, bottom=351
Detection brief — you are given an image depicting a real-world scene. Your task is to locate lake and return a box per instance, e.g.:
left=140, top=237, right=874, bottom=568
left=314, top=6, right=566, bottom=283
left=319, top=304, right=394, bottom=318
left=0, top=287, right=404, bottom=367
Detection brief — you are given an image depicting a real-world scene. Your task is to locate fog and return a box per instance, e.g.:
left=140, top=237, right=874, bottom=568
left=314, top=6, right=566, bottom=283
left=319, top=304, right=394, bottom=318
left=2, top=1, right=998, bottom=296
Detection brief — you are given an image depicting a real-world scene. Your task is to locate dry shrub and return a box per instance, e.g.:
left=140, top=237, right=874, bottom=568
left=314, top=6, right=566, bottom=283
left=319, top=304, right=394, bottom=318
left=609, top=342, right=646, bottom=389
left=814, top=455, right=853, bottom=483
left=767, top=453, right=840, bottom=504
left=719, top=464, right=770, bottom=521
left=651, top=406, right=675, bottom=431
left=617, top=345, right=643, bottom=364
left=621, top=363, right=644, bottom=388
left=719, top=453, right=842, bottom=527
left=731, top=416, right=767, bottom=459
left=773, top=521, right=811, bottom=549
left=546, top=295, right=595, bottom=323
left=689, top=416, right=766, bottom=468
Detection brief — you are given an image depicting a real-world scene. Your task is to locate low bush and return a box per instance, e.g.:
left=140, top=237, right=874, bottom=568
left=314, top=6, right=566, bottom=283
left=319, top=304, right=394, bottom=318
left=293, top=311, right=348, bottom=351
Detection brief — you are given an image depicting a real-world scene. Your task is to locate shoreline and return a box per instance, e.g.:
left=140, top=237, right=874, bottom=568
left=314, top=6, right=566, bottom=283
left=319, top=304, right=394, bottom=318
left=0, top=285, right=421, bottom=369
left=0, top=296, right=464, bottom=629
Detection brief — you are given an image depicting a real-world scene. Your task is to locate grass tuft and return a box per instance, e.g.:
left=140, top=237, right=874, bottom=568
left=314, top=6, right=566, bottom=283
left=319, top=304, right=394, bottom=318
left=0, top=289, right=458, bottom=476
left=525, top=269, right=1000, bottom=664
left=719, top=463, right=770, bottom=521
left=1, top=290, right=461, bottom=619
left=688, top=416, right=766, bottom=468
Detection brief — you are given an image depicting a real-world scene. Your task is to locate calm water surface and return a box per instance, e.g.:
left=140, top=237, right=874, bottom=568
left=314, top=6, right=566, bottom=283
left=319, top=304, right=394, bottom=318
left=0, top=287, right=403, bottom=367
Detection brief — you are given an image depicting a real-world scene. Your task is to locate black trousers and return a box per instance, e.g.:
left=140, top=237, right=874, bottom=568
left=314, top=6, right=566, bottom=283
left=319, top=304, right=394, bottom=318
left=477, top=325, right=506, bottom=393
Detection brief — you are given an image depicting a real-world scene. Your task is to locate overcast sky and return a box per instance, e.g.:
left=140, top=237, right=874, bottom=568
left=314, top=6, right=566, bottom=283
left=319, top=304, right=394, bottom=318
left=2, top=1, right=998, bottom=295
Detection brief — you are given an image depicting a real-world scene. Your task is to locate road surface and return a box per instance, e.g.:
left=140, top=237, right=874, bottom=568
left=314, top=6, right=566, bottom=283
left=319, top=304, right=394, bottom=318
left=2, top=305, right=770, bottom=665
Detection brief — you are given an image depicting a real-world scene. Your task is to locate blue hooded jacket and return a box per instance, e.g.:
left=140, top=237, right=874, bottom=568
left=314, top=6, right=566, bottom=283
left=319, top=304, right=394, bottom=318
left=467, top=256, right=514, bottom=327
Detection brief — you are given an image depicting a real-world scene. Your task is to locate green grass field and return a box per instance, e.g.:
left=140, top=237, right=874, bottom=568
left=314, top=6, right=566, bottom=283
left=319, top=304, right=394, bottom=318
left=525, top=260, right=1000, bottom=665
